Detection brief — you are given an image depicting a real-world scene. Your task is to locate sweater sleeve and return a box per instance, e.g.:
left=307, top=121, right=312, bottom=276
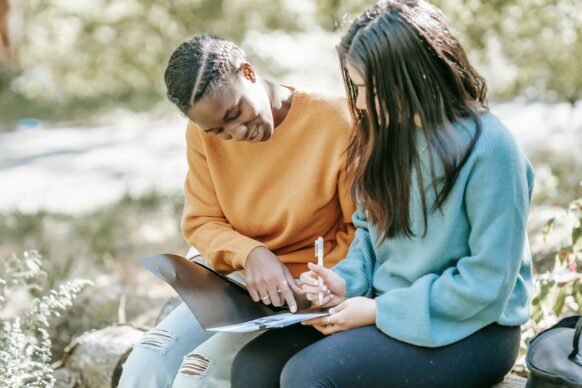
left=374, top=131, right=534, bottom=347
left=181, top=123, right=265, bottom=273
left=331, top=206, right=376, bottom=298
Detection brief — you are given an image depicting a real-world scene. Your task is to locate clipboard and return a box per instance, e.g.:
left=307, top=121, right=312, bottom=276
left=139, top=254, right=329, bottom=332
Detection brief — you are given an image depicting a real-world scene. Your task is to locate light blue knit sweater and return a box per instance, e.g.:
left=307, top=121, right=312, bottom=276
left=332, top=113, right=534, bottom=347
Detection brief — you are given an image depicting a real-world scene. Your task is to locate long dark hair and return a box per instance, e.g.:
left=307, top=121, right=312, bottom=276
left=338, top=0, right=488, bottom=241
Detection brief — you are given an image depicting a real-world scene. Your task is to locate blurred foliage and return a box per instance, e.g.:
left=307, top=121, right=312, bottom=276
left=513, top=197, right=582, bottom=375
left=0, top=251, right=92, bottom=388
left=0, top=190, right=187, bottom=361
left=0, top=190, right=186, bottom=289
left=528, top=145, right=582, bottom=207
left=1, top=0, right=305, bottom=118
left=0, top=0, right=581, bottom=125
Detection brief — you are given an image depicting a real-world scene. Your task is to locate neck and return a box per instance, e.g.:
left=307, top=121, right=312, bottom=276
left=261, top=79, right=294, bottom=128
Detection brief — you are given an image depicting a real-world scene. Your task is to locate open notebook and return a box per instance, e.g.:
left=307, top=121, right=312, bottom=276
left=139, top=254, right=329, bottom=332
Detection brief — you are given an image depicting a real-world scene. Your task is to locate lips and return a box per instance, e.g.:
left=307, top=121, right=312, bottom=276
left=248, top=123, right=267, bottom=143
left=248, top=124, right=260, bottom=141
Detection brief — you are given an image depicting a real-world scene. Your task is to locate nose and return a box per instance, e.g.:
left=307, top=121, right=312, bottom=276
left=225, top=123, right=248, bottom=141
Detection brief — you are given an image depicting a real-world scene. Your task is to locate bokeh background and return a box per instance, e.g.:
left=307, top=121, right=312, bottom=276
left=1, top=0, right=581, bottom=383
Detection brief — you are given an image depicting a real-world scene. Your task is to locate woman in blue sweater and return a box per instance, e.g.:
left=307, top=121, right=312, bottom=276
left=230, top=1, right=534, bottom=387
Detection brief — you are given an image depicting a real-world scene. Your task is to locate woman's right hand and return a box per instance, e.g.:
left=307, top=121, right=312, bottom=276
left=300, top=262, right=347, bottom=308
left=245, top=246, right=303, bottom=312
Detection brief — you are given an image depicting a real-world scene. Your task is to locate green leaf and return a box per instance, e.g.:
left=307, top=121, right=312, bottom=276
left=543, top=217, right=557, bottom=240
left=553, top=287, right=567, bottom=316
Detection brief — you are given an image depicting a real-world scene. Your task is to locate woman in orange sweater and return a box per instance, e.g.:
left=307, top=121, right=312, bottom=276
left=119, top=33, right=355, bottom=388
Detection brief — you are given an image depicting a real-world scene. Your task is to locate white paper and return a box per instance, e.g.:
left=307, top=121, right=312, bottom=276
left=207, top=312, right=330, bottom=333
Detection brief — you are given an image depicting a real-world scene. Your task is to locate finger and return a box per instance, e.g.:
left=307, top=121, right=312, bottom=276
left=257, top=285, right=272, bottom=305
left=312, top=292, right=334, bottom=306
left=312, top=324, right=331, bottom=335
left=278, top=279, right=297, bottom=313
left=259, top=293, right=272, bottom=305
left=302, top=315, right=331, bottom=326
left=314, top=324, right=335, bottom=336
left=301, top=283, right=327, bottom=294
left=266, top=281, right=283, bottom=307
left=283, top=269, right=304, bottom=295
left=307, top=262, right=335, bottom=282
left=299, top=271, right=318, bottom=287
left=247, top=285, right=260, bottom=302
left=305, top=289, right=331, bottom=302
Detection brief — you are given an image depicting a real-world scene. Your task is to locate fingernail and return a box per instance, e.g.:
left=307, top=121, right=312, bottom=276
left=322, top=285, right=327, bottom=291
left=291, top=305, right=297, bottom=313
left=329, top=308, right=335, bottom=314
left=313, top=281, right=319, bottom=286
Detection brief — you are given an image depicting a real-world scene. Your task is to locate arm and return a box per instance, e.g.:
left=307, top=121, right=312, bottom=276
left=331, top=206, right=376, bottom=298
left=374, top=133, right=534, bottom=347
left=181, top=123, right=264, bottom=273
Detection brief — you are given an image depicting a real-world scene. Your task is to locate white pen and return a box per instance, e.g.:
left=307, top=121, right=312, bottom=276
left=315, top=237, right=324, bottom=304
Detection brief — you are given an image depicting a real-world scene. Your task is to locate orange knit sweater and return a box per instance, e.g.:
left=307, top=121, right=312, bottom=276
left=181, top=88, right=356, bottom=278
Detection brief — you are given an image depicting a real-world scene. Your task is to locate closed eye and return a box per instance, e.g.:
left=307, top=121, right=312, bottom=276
left=224, top=109, right=241, bottom=122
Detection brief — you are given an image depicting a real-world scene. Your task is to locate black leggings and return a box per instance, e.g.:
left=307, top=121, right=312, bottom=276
left=231, top=323, right=520, bottom=388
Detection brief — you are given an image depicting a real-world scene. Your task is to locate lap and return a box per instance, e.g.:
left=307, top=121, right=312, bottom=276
left=282, top=324, right=521, bottom=388
left=173, top=330, right=264, bottom=388
left=232, top=323, right=520, bottom=388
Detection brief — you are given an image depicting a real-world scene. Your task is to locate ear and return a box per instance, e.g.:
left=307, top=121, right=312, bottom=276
left=240, top=62, right=256, bottom=83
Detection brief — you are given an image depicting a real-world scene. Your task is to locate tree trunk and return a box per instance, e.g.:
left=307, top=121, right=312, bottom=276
left=0, top=0, right=12, bottom=62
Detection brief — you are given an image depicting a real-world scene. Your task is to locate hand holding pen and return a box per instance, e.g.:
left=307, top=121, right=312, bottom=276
left=299, top=242, right=347, bottom=308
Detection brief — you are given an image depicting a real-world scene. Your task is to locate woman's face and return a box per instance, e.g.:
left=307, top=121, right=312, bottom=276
left=346, top=60, right=368, bottom=112
left=187, top=64, right=274, bottom=143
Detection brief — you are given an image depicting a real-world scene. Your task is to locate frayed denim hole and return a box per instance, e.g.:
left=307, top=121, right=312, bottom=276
left=178, top=353, right=213, bottom=378
left=134, top=328, right=177, bottom=354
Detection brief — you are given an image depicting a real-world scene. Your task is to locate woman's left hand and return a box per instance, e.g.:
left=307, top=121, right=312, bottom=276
left=301, top=296, right=376, bottom=335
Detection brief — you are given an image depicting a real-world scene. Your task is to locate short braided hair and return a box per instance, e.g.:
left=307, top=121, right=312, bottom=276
left=164, top=34, right=246, bottom=115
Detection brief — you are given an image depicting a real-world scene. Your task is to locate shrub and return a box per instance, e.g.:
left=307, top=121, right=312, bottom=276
left=0, top=251, right=92, bottom=388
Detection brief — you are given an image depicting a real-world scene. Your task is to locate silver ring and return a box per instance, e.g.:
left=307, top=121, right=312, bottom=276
left=260, top=295, right=270, bottom=300
left=277, top=288, right=282, bottom=293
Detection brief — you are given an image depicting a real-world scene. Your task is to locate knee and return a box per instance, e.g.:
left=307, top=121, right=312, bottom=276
left=279, top=356, right=306, bottom=387
left=280, top=354, right=332, bottom=388
left=172, top=352, right=220, bottom=388
left=118, top=329, right=180, bottom=388
left=230, top=348, right=247, bottom=386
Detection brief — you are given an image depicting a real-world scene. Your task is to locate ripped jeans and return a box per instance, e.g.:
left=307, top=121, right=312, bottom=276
left=119, top=254, right=262, bottom=388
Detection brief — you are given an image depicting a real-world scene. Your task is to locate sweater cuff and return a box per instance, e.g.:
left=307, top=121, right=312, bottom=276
left=229, top=238, right=266, bottom=270
left=332, top=265, right=372, bottom=298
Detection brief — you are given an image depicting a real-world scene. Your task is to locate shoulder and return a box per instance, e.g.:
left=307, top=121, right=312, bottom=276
left=463, top=112, right=533, bottom=183
left=294, top=86, right=351, bottom=123
left=475, top=113, right=519, bottom=153
left=459, top=112, right=525, bottom=166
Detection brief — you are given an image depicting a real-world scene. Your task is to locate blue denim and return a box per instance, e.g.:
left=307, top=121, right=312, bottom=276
left=118, top=303, right=214, bottom=388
